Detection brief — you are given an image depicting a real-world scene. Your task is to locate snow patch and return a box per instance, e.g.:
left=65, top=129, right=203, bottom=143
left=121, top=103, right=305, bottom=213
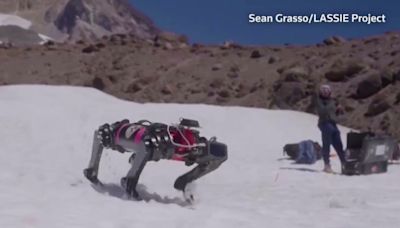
left=0, top=13, right=32, bottom=29
left=0, top=85, right=399, bottom=228
left=38, top=33, right=53, bottom=44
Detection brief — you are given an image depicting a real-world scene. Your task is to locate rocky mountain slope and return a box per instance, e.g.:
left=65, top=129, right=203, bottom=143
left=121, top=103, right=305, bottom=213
left=0, top=32, right=399, bottom=140
left=0, top=0, right=159, bottom=42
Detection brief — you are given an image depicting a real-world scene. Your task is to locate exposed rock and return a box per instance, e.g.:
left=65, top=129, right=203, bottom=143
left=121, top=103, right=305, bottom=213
left=221, top=41, right=232, bottom=49
left=161, top=84, right=173, bottom=95
left=217, top=90, right=230, bottom=98
left=157, top=31, right=188, bottom=43
left=249, top=84, right=258, bottom=93
left=281, top=66, right=309, bottom=82
left=221, top=41, right=242, bottom=50
left=273, top=82, right=308, bottom=108
left=0, top=0, right=160, bottom=43
left=380, top=69, right=396, bottom=87
left=325, top=60, right=365, bottom=82
left=95, top=42, right=106, bottom=49
left=250, top=50, right=262, bottom=58
left=227, top=72, right=239, bottom=79
left=0, top=27, right=399, bottom=140
left=44, top=40, right=55, bottom=46
left=126, top=81, right=142, bottom=93
left=209, top=78, right=224, bottom=89
left=207, top=91, right=215, bottom=97
left=189, top=88, right=201, bottom=94
left=82, top=45, right=99, bottom=53
left=323, top=36, right=346, bottom=45
left=92, top=77, right=105, bottom=90
left=365, top=97, right=391, bottom=117
left=178, top=43, right=188, bottom=49
left=75, top=40, right=85, bottom=45
left=353, top=71, right=382, bottom=99
left=394, top=70, right=400, bottom=81
left=363, top=37, right=380, bottom=45
left=55, top=0, right=159, bottom=41
left=268, top=56, right=278, bottom=64
left=395, top=92, right=400, bottom=104
left=107, top=75, right=117, bottom=83
left=190, top=43, right=203, bottom=53
left=0, top=42, right=13, bottom=49
left=379, top=114, right=391, bottom=132
left=163, top=42, right=173, bottom=50
left=212, top=63, right=222, bottom=71
left=230, top=65, right=240, bottom=73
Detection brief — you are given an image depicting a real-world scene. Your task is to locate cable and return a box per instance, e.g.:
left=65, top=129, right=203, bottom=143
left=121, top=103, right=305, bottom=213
left=167, top=124, right=206, bottom=149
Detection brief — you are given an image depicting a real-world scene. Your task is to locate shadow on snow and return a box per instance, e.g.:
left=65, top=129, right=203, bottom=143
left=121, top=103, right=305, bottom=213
left=90, top=182, right=191, bottom=207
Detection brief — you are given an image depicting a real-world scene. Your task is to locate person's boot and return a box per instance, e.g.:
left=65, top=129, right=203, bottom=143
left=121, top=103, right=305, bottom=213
left=323, top=164, right=334, bottom=173
left=341, top=163, right=346, bottom=174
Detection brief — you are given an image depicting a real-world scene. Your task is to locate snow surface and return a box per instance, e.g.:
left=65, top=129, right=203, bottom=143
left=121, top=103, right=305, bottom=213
left=0, top=13, right=32, bottom=29
left=0, top=85, right=400, bottom=228
left=38, top=34, right=53, bottom=44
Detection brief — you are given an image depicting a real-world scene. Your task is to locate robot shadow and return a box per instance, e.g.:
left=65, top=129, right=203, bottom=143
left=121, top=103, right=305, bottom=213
left=91, top=182, right=191, bottom=207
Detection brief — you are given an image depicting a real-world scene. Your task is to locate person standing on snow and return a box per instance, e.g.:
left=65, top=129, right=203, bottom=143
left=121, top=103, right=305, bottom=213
left=314, top=84, right=346, bottom=173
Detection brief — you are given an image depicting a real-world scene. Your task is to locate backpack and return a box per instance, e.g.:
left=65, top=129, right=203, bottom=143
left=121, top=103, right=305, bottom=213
left=283, top=140, right=321, bottom=164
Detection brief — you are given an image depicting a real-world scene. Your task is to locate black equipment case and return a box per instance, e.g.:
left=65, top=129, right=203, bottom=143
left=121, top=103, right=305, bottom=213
left=342, top=132, right=397, bottom=175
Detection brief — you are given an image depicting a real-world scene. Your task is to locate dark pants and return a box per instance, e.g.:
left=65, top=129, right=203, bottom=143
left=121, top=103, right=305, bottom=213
left=318, top=122, right=346, bottom=165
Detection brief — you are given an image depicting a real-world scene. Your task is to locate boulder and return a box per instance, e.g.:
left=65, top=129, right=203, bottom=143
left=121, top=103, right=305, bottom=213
left=217, top=90, right=230, bottom=98
left=161, top=84, right=174, bottom=95
left=273, top=82, right=308, bottom=108
left=157, top=32, right=188, bottom=43
left=395, top=92, right=400, bottom=104
left=380, top=69, right=396, bottom=87
left=92, top=77, right=105, bottom=90
left=268, top=56, right=278, bottom=64
left=250, top=50, right=262, bottom=58
left=282, top=66, right=309, bottom=82
left=353, top=71, right=382, bottom=99
left=126, top=81, right=142, bottom=93
left=323, top=36, right=346, bottom=45
left=209, top=78, right=224, bottom=89
left=212, top=63, right=223, bottom=71
left=82, top=45, right=99, bottom=53
left=365, top=97, right=391, bottom=117
left=163, top=42, right=173, bottom=50
left=95, top=42, right=106, bottom=49
left=325, top=60, right=365, bottom=82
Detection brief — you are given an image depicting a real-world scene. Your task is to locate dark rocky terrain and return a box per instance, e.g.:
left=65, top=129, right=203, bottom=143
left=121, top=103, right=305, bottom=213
left=0, top=32, right=399, bottom=139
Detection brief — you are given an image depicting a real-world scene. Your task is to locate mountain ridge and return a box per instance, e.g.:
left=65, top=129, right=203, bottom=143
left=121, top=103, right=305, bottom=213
left=0, top=0, right=160, bottom=42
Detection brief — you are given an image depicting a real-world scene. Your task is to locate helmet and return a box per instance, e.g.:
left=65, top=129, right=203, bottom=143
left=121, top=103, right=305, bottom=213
left=319, top=84, right=331, bottom=98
